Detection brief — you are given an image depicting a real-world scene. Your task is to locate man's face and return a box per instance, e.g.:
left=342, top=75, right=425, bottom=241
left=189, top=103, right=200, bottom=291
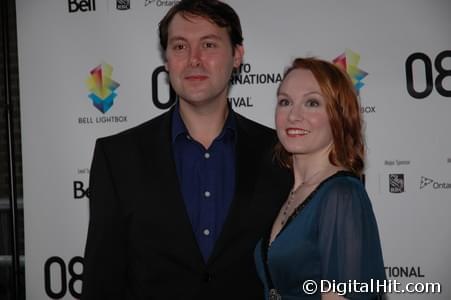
left=165, top=13, right=243, bottom=108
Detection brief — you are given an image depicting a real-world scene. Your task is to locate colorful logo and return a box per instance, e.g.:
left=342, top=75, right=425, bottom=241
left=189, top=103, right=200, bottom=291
left=86, top=63, right=120, bottom=114
left=333, top=49, right=368, bottom=94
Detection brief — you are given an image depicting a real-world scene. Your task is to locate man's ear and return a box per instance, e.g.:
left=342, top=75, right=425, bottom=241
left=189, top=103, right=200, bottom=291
left=164, top=62, right=168, bottom=71
left=233, top=45, right=244, bottom=68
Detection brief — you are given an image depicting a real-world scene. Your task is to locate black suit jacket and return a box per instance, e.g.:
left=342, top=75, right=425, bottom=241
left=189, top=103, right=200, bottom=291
left=81, top=109, right=292, bottom=300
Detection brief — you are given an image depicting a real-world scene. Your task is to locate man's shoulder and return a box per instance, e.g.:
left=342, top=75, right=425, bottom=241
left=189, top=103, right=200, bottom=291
left=96, top=110, right=171, bottom=146
left=235, top=112, right=275, bottom=137
left=236, top=114, right=277, bottom=151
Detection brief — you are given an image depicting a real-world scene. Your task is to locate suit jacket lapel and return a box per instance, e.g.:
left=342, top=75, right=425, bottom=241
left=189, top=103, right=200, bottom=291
left=137, top=110, right=205, bottom=268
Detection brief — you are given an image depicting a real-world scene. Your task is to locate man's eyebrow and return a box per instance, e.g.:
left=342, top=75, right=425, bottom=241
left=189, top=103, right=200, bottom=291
left=168, top=34, right=223, bottom=44
left=200, top=34, right=222, bottom=41
left=168, top=36, right=187, bottom=44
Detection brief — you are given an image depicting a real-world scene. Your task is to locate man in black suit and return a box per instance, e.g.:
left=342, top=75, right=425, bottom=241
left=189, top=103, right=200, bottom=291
left=81, top=1, right=291, bottom=299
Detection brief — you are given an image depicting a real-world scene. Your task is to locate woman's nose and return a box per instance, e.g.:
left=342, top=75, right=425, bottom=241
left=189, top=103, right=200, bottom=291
left=287, top=104, right=304, bottom=122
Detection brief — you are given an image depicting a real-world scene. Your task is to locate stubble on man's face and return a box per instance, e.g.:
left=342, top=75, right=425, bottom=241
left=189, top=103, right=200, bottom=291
left=165, top=13, right=243, bottom=109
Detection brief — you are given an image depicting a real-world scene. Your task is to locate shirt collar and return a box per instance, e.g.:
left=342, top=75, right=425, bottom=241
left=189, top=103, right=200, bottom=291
left=171, top=101, right=236, bottom=143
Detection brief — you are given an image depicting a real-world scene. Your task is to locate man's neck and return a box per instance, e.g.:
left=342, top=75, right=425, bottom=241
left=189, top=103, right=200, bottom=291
left=178, top=99, right=229, bottom=149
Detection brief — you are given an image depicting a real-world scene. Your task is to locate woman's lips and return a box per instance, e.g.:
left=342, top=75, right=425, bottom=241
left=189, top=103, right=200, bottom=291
left=286, top=128, right=310, bottom=137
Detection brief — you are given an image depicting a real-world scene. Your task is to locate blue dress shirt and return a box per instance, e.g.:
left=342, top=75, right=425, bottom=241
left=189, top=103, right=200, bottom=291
left=172, top=104, right=236, bottom=261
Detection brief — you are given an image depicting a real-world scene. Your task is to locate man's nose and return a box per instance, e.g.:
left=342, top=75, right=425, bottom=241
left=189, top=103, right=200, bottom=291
left=189, top=47, right=201, bottom=67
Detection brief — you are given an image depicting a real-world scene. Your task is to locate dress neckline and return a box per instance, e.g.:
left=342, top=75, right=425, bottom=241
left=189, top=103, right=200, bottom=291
left=267, top=170, right=358, bottom=248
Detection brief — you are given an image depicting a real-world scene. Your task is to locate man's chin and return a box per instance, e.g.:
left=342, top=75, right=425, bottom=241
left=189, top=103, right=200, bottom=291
left=178, top=95, right=228, bottom=109
left=178, top=91, right=212, bottom=104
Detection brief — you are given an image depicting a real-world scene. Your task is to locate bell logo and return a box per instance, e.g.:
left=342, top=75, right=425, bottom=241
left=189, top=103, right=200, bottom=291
left=73, top=181, right=90, bottom=199
left=68, top=0, right=96, bottom=13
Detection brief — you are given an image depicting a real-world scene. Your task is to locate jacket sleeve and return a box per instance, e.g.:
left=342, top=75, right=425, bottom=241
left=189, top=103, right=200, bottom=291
left=81, top=139, right=127, bottom=299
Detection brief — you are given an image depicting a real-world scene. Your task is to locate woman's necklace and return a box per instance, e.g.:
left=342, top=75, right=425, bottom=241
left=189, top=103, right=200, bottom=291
left=279, top=169, right=324, bottom=226
left=280, top=190, right=296, bottom=226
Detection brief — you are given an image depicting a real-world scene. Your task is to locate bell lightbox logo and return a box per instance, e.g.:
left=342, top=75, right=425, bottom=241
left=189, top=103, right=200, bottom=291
left=85, top=63, right=120, bottom=114
left=333, top=49, right=368, bottom=95
left=333, top=49, right=375, bottom=114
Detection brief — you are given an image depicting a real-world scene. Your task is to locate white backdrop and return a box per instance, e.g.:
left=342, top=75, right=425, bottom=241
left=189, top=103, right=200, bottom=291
left=16, top=0, right=451, bottom=299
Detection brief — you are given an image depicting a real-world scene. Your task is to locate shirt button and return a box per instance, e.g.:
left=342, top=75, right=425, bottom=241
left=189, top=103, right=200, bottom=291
left=203, top=229, right=210, bottom=236
left=204, top=191, right=211, bottom=198
left=204, top=152, right=210, bottom=159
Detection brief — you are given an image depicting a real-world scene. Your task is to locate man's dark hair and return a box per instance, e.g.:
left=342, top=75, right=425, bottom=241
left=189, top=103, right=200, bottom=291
left=159, top=0, right=243, bottom=51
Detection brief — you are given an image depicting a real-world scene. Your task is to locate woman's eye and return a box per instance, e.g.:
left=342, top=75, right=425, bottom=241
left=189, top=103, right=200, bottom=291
left=278, top=99, right=290, bottom=106
left=305, top=99, right=320, bottom=107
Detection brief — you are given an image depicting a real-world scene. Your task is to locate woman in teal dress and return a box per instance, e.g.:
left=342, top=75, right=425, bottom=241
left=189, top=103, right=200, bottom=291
left=254, top=58, right=385, bottom=300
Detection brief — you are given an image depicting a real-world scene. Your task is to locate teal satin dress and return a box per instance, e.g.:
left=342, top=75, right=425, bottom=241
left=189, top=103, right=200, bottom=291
left=254, top=171, right=386, bottom=299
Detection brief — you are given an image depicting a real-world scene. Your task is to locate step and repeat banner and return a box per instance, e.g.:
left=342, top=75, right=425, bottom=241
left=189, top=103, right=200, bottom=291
left=16, top=0, right=450, bottom=299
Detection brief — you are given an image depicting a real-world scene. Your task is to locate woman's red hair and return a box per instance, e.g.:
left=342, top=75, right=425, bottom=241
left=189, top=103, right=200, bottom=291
left=274, top=57, right=365, bottom=175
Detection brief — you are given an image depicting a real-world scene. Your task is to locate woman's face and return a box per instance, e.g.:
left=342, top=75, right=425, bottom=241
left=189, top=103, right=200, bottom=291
left=275, top=68, right=333, bottom=159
